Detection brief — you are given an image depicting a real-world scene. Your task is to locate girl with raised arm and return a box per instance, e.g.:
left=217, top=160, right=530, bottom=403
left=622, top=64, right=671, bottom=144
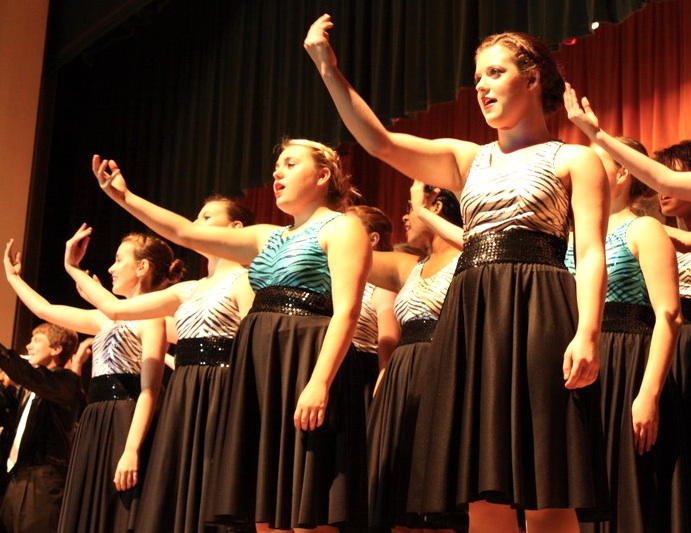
left=4, top=230, right=184, bottom=533
left=366, top=181, right=461, bottom=532
left=91, top=139, right=371, bottom=532
left=64, top=196, right=255, bottom=533
left=565, top=84, right=691, bottom=200
left=305, top=15, right=609, bottom=533
left=565, top=138, right=688, bottom=532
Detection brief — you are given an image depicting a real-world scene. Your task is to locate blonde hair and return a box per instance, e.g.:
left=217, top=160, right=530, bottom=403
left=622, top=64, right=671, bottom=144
left=278, top=138, right=360, bottom=210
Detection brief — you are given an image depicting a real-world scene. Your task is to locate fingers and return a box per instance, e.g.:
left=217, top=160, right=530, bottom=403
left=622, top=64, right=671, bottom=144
left=113, top=469, right=138, bottom=492
left=293, top=406, right=325, bottom=431
left=563, top=359, right=599, bottom=389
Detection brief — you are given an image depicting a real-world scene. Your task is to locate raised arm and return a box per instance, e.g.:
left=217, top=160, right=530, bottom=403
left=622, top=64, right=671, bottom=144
left=564, top=84, right=691, bottom=199
left=408, top=180, right=464, bottom=249
left=304, top=14, right=477, bottom=191
left=293, top=214, right=372, bottom=431
left=4, top=239, right=104, bottom=336
left=113, top=317, right=167, bottom=492
left=630, top=216, right=682, bottom=454
left=92, top=155, right=271, bottom=263
left=561, top=144, right=609, bottom=389
left=65, top=225, right=187, bottom=321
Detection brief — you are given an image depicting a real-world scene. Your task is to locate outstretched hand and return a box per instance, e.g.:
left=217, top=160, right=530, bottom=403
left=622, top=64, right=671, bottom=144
left=563, top=83, right=600, bottom=140
left=92, top=155, right=129, bottom=201
left=3, top=240, right=22, bottom=279
left=65, top=223, right=93, bottom=269
left=304, top=14, right=338, bottom=73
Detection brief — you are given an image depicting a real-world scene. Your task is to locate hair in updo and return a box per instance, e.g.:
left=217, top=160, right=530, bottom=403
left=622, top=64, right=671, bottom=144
left=121, top=233, right=186, bottom=291
left=346, top=205, right=394, bottom=251
left=278, top=138, right=361, bottom=210
left=203, top=194, right=255, bottom=226
left=476, top=32, right=565, bottom=114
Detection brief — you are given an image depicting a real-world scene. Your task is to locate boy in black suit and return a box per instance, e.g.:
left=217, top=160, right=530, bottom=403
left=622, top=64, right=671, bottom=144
left=0, top=323, right=83, bottom=532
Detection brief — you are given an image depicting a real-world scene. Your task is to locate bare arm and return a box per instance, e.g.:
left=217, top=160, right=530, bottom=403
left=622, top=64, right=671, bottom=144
left=564, top=84, right=691, bottom=199
left=371, top=287, right=400, bottom=372
left=113, top=317, right=167, bottom=492
left=369, top=251, right=419, bottom=293
left=92, top=156, right=273, bottom=263
left=629, top=216, right=682, bottom=454
left=409, top=180, right=464, bottom=249
left=562, top=145, right=609, bottom=389
left=64, top=224, right=187, bottom=320
left=4, top=239, right=105, bottom=335
left=293, top=214, right=372, bottom=431
left=304, top=14, right=477, bottom=191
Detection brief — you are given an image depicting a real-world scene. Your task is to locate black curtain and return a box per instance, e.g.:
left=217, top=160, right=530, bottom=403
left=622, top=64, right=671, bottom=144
left=20, top=0, right=669, bottom=337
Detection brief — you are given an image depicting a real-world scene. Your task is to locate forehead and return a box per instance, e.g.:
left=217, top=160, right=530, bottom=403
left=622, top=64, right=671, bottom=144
left=475, top=44, right=517, bottom=69
left=200, top=200, right=228, bottom=215
left=115, top=240, right=136, bottom=258
left=278, top=144, right=313, bottom=161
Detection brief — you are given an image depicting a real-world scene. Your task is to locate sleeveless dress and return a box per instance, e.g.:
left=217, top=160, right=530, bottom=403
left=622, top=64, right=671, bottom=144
left=407, top=141, right=608, bottom=524
left=58, top=320, right=147, bottom=533
left=566, top=219, right=689, bottom=532
left=674, top=251, right=691, bottom=519
left=367, top=254, right=458, bottom=530
left=207, top=213, right=367, bottom=531
left=352, top=282, right=383, bottom=410
left=135, top=269, right=250, bottom=533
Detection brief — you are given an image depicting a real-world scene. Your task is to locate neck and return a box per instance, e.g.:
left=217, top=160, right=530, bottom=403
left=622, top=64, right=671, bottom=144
left=430, top=234, right=459, bottom=256
left=496, top=116, right=551, bottom=153
left=290, top=205, right=333, bottom=230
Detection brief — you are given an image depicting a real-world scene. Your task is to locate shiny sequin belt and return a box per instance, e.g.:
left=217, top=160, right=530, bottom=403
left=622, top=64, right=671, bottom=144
left=601, top=302, right=654, bottom=334
left=174, top=336, right=234, bottom=367
left=455, top=229, right=567, bottom=274
left=88, top=373, right=141, bottom=403
left=681, top=297, right=691, bottom=324
left=249, top=286, right=333, bottom=317
left=398, top=318, right=438, bottom=346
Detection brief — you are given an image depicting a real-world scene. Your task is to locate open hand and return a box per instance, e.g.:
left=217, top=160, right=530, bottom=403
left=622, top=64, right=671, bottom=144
left=3, top=239, right=22, bottom=279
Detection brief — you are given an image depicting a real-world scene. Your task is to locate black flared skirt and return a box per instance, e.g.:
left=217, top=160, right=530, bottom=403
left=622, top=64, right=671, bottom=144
left=135, top=361, right=231, bottom=533
left=580, top=313, right=689, bottom=533
left=408, top=260, right=608, bottom=518
left=58, top=398, right=143, bottom=533
left=207, top=311, right=368, bottom=531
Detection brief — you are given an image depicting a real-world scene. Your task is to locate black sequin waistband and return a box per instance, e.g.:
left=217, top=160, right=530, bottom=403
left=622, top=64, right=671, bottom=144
left=398, top=318, right=438, bottom=346
left=249, top=286, right=333, bottom=317
left=455, top=229, right=567, bottom=274
left=681, top=298, right=691, bottom=324
left=175, top=336, right=234, bottom=367
left=88, top=373, right=141, bottom=403
left=601, top=302, right=654, bottom=334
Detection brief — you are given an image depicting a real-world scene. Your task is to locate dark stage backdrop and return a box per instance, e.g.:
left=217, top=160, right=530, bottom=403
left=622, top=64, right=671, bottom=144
left=17, top=0, right=687, bottom=340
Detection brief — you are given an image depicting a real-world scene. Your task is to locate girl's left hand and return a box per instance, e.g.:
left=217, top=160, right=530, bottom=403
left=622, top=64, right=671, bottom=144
left=294, top=379, right=329, bottom=431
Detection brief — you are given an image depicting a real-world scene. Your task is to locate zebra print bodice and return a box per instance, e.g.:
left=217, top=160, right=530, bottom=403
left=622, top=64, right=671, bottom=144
left=677, top=251, right=691, bottom=298
left=174, top=268, right=246, bottom=340
left=394, top=254, right=459, bottom=324
left=460, top=141, right=570, bottom=242
left=248, top=213, right=340, bottom=297
left=565, top=218, right=650, bottom=306
left=91, top=320, right=142, bottom=376
left=352, top=282, right=378, bottom=354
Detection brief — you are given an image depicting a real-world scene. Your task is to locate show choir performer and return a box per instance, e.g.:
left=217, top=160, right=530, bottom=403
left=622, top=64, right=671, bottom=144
left=4, top=230, right=184, bottom=532
left=63, top=194, right=255, bottom=533
left=305, top=15, right=609, bottom=533
left=90, top=139, right=371, bottom=532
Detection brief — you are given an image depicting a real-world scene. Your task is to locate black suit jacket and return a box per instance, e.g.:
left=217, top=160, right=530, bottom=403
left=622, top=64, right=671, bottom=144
left=0, top=344, right=82, bottom=471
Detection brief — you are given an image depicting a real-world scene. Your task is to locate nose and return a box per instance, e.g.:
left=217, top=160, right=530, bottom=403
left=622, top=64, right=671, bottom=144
left=402, top=213, right=409, bottom=224
left=475, top=75, right=486, bottom=92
